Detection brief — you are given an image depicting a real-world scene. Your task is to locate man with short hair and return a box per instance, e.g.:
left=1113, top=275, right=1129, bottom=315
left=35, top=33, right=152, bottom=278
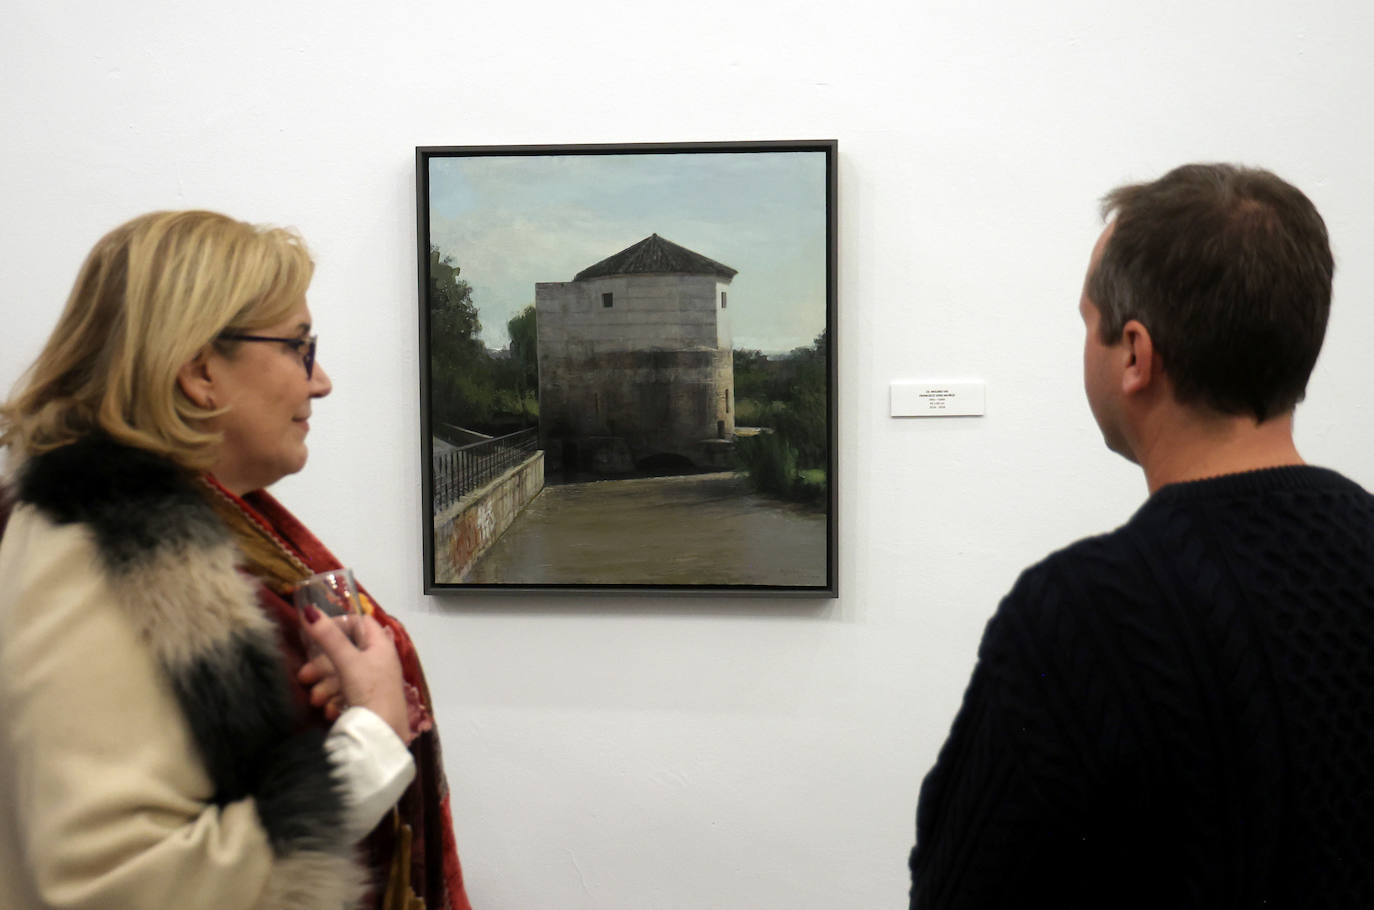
left=908, top=164, right=1374, bottom=908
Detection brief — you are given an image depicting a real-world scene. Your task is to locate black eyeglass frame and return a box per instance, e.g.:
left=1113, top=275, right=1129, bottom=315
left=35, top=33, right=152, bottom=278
left=217, top=332, right=318, bottom=379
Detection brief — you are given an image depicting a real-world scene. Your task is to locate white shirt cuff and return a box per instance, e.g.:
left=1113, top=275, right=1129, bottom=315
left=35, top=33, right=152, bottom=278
left=324, top=706, right=417, bottom=842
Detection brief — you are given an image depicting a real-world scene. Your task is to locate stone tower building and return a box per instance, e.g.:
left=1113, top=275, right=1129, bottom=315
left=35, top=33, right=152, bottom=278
left=535, top=234, right=737, bottom=474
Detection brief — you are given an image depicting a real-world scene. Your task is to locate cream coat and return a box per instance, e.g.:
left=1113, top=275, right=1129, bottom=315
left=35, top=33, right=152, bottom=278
left=0, top=437, right=366, bottom=910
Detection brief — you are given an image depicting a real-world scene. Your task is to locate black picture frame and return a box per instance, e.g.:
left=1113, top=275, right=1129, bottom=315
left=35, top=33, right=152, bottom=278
left=417, top=140, right=837, bottom=596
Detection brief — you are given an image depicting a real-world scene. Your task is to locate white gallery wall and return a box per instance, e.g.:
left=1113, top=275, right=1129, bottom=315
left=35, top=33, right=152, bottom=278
left=4, top=2, right=1373, bottom=907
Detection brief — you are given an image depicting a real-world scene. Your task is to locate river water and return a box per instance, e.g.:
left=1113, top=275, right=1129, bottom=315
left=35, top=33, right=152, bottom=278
left=466, top=472, right=827, bottom=587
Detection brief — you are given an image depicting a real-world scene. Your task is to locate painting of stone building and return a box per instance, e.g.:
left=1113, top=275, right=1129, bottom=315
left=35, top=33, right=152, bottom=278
left=536, top=233, right=738, bottom=476
left=417, top=141, right=836, bottom=595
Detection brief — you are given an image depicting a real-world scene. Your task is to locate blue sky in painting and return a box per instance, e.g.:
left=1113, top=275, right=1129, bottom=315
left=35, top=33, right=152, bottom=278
left=427, top=150, right=828, bottom=353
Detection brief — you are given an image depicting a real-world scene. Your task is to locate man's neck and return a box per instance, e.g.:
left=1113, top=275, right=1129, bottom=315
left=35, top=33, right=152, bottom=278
left=1133, top=409, right=1304, bottom=494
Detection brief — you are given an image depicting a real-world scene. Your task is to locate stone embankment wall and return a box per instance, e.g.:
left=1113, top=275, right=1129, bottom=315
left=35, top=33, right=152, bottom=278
left=434, top=452, right=544, bottom=583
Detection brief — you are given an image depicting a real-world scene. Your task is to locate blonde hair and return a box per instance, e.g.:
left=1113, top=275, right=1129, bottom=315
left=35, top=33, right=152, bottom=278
left=1, top=210, right=314, bottom=470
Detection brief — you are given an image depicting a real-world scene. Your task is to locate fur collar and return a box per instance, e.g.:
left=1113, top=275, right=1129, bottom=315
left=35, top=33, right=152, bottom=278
left=16, top=437, right=365, bottom=909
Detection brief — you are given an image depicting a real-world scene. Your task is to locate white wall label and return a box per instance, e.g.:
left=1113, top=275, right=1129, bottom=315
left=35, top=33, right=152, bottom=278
left=890, top=380, right=986, bottom=417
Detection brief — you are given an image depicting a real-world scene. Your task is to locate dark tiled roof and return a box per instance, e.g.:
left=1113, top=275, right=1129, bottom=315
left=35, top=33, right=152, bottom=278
left=574, top=234, right=738, bottom=281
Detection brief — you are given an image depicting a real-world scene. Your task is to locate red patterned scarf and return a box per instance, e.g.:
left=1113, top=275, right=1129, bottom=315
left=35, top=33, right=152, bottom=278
left=202, top=476, right=473, bottom=910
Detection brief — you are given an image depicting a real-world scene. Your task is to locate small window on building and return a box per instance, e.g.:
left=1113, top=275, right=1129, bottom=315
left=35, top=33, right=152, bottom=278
left=602, top=292, right=613, bottom=308
left=720, top=291, right=727, bottom=309
left=724, top=389, right=730, bottom=413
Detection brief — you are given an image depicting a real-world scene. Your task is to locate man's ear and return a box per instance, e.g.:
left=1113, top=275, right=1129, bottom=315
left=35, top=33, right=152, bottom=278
left=1119, top=319, right=1159, bottom=396
left=176, top=349, right=217, bottom=410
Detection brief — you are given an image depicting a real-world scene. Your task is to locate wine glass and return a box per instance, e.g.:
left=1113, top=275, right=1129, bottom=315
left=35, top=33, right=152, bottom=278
left=292, top=567, right=364, bottom=650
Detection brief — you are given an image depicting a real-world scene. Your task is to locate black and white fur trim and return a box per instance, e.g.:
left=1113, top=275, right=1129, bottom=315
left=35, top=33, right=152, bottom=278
left=18, top=437, right=365, bottom=909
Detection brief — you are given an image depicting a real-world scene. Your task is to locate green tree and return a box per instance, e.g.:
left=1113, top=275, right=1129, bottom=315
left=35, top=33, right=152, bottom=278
left=506, top=304, right=538, bottom=393
left=429, top=247, right=482, bottom=361
left=428, top=247, right=494, bottom=430
left=733, top=348, right=771, bottom=402
left=733, top=329, right=829, bottom=498
left=780, top=329, right=828, bottom=467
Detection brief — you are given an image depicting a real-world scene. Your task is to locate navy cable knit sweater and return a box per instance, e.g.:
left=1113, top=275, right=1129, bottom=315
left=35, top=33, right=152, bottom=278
left=910, top=466, right=1374, bottom=909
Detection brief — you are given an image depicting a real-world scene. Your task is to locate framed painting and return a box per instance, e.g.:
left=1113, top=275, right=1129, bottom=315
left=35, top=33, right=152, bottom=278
left=416, top=140, right=836, bottom=595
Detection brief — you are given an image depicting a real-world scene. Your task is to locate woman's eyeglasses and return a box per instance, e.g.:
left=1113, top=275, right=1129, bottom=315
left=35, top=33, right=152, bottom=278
left=218, top=332, right=318, bottom=379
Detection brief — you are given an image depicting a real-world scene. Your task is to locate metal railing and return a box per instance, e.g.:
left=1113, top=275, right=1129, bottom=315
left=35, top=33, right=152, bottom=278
left=433, top=427, right=538, bottom=512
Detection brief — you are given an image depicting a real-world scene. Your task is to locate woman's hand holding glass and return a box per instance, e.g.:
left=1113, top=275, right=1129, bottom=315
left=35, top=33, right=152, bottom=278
left=297, top=607, right=411, bottom=743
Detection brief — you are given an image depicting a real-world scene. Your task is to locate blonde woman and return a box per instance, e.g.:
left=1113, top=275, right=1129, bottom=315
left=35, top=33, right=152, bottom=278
left=0, top=211, right=472, bottom=910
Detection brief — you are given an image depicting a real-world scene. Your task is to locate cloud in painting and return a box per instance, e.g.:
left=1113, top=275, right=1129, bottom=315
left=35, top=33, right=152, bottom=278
left=426, top=150, right=828, bottom=353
